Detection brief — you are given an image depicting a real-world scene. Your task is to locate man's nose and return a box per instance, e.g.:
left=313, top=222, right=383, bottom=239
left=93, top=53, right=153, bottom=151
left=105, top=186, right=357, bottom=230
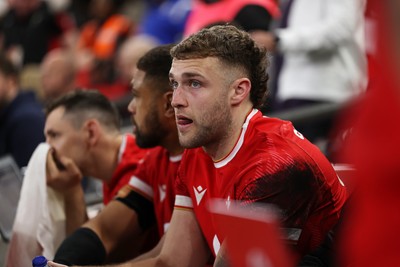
left=171, top=87, right=186, bottom=108
left=127, top=99, right=136, bottom=114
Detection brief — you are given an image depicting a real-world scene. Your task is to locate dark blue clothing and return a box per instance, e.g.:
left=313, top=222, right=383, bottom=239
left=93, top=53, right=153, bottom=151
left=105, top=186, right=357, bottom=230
left=0, top=91, right=45, bottom=168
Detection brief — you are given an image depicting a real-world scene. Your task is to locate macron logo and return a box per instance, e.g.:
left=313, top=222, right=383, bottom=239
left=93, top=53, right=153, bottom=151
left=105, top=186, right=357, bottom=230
left=193, top=185, right=207, bottom=205
left=159, top=184, right=166, bottom=202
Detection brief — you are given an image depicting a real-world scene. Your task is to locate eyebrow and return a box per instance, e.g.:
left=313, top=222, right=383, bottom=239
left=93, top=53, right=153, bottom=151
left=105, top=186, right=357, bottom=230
left=169, top=72, right=205, bottom=79
left=44, top=129, right=56, bottom=136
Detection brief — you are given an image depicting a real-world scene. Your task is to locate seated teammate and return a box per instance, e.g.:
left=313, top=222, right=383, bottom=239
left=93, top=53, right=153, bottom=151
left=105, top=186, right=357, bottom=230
left=50, top=45, right=184, bottom=265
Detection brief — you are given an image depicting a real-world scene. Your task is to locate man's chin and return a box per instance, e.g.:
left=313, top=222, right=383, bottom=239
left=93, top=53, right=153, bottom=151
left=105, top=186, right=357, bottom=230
left=178, top=136, right=202, bottom=149
left=131, top=125, right=137, bottom=134
left=136, top=138, right=158, bottom=149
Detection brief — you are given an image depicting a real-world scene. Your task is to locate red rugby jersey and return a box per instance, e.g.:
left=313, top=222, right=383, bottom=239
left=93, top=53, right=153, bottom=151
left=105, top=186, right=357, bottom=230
left=175, top=109, right=346, bottom=258
left=102, top=134, right=149, bottom=204
left=129, top=147, right=182, bottom=236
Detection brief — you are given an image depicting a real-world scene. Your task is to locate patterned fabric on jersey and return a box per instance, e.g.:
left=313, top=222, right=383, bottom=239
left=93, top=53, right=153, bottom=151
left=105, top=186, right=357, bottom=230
left=102, top=134, right=150, bottom=204
left=128, top=147, right=182, bottom=236
left=175, top=109, right=347, bottom=258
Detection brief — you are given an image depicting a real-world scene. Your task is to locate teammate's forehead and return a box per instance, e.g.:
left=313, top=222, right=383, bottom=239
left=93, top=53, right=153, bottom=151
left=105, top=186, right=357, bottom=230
left=47, top=106, right=66, bottom=120
left=45, top=107, right=66, bottom=130
left=46, top=106, right=81, bottom=131
left=131, top=69, right=146, bottom=88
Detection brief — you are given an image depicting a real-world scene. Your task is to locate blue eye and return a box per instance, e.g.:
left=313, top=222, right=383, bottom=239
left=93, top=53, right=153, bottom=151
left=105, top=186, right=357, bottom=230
left=170, top=80, right=178, bottom=90
left=190, top=80, right=201, bottom=88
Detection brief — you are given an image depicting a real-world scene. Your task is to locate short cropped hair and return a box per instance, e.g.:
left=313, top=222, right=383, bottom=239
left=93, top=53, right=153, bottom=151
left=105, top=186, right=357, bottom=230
left=137, top=44, right=174, bottom=94
left=46, top=89, right=120, bottom=131
left=170, top=25, right=269, bottom=109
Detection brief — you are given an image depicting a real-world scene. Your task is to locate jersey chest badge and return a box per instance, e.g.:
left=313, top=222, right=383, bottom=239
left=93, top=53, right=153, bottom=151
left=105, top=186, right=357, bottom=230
left=193, top=185, right=207, bottom=205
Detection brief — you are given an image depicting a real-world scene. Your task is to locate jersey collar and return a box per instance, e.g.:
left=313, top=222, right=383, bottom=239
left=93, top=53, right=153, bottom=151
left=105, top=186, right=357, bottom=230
left=213, top=109, right=258, bottom=168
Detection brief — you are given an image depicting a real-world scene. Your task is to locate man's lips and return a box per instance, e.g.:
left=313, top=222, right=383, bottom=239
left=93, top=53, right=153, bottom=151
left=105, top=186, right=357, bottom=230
left=176, top=115, right=193, bottom=126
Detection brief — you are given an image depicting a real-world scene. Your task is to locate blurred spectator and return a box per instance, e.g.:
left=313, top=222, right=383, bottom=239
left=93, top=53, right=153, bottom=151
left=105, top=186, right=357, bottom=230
left=74, top=0, right=135, bottom=101
left=183, top=0, right=280, bottom=37
left=112, top=35, right=158, bottom=122
left=139, top=0, right=191, bottom=44
left=263, top=0, right=367, bottom=143
left=0, top=53, right=45, bottom=168
left=0, top=1, right=8, bottom=17
left=75, top=0, right=132, bottom=77
left=76, top=0, right=133, bottom=63
left=0, top=0, right=75, bottom=66
left=115, top=35, right=158, bottom=89
left=40, top=48, right=76, bottom=103
left=67, top=0, right=91, bottom=28
left=46, top=0, right=71, bottom=13
left=19, top=64, right=43, bottom=99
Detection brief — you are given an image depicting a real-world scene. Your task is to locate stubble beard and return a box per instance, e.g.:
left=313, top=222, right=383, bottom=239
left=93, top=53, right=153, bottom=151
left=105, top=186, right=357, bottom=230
left=135, top=109, right=165, bottom=148
left=179, top=99, right=232, bottom=149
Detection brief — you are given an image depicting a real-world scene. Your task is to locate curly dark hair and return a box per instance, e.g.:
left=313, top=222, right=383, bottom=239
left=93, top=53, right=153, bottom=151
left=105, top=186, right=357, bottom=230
left=170, top=24, right=269, bottom=109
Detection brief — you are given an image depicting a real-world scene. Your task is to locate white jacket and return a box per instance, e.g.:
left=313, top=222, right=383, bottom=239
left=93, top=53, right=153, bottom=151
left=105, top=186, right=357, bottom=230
left=276, top=0, right=367, bottom=103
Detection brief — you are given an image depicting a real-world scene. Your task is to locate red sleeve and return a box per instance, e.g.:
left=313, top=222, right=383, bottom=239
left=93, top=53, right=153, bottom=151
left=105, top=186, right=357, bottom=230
left=174, top=154, right=193, bottom=210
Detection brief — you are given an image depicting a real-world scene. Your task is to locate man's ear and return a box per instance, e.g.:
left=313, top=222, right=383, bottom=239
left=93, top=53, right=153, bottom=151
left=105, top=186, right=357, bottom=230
left=163, top=91, right=175, bottom=118
left=230, top=78, right=251, bottom=106
left=84, top=119, right=100, bottom=147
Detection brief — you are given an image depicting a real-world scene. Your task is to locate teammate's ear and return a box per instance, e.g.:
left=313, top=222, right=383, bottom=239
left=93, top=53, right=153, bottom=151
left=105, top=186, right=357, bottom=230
left=163, top=91, right=174, bottom=118
left=84, top=119, right=100, bottom=146
left=230, top=78, right=251, bottom=106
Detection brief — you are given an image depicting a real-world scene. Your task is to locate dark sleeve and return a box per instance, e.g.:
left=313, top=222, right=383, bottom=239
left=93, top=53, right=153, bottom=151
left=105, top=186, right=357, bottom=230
left=10, top=113, right=45, bottom=168
left=234, top=5, right=273, bottom=32
left=53, top=228, right=106, bottom=265
left=116, top=190, right=156, bottom=230
left=53, top=192, right=155, bottom=265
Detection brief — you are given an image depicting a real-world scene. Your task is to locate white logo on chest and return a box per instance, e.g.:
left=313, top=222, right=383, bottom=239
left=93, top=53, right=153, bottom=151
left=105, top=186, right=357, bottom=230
left=294, top=129, right=304, bottom=139
left=193, top=185, right=207, bottom=205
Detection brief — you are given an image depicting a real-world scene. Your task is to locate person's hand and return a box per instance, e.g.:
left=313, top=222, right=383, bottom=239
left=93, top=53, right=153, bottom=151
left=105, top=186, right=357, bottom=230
left=47, top=261, right=69, bottom=267
left=250, top=30, right=278, bottom=52
left=46, top=148, right=83, bottom=192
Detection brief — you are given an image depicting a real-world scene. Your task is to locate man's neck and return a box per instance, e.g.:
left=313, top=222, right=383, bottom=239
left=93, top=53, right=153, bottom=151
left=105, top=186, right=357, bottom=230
left=163, top=130, right=185, bottom=157
left=205, top=105, right=254, bottom=162
left=91, top=134, right=123, bottom=184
